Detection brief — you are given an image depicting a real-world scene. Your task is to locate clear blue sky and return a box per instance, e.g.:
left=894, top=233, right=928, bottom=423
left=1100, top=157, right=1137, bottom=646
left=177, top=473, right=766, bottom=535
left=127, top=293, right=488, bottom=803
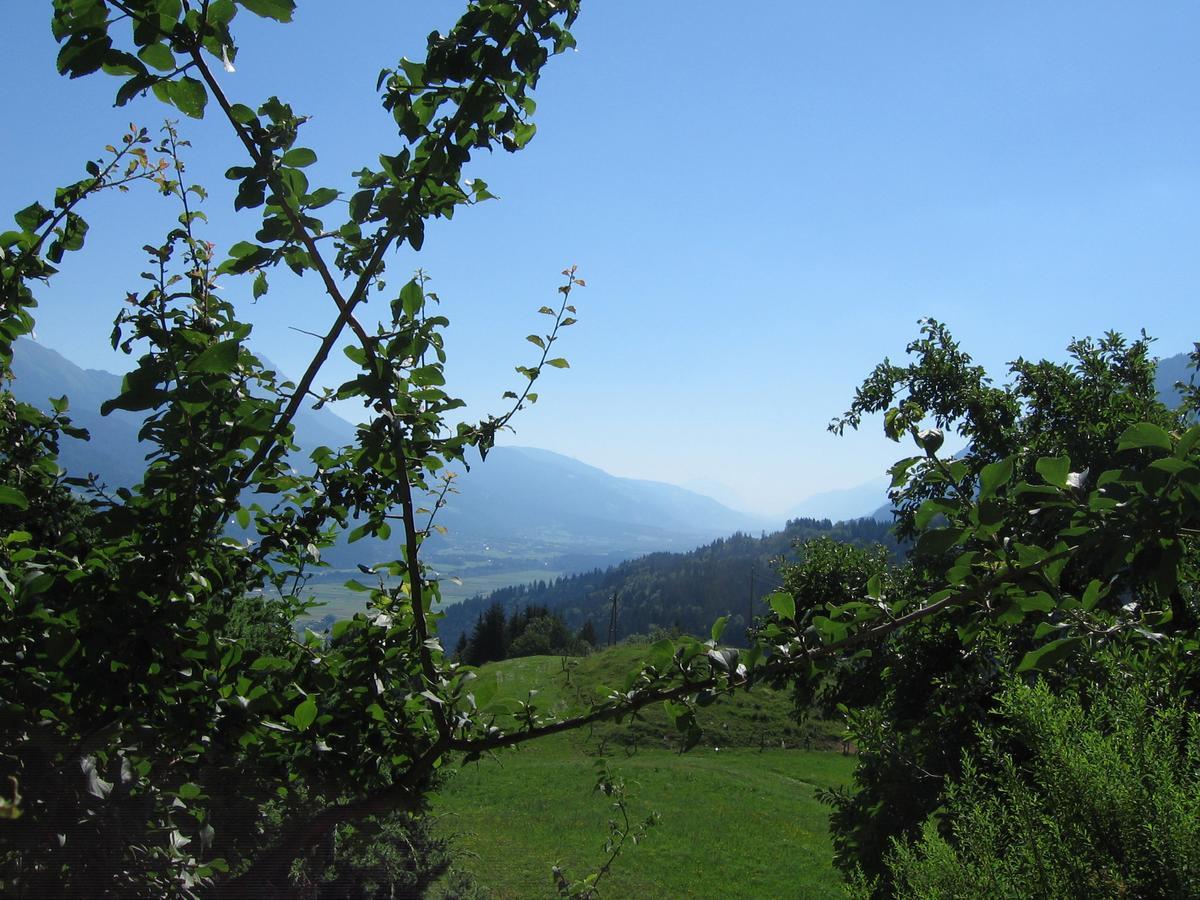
left=3, top=2, right=1198, bottom=519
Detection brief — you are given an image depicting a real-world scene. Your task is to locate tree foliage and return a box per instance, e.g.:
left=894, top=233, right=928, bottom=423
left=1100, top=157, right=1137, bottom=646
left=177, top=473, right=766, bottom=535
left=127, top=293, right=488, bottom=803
left=457, top=602, right=590, bottom=665
left=3, top=1, right=594, bottom=894
left=804, top=324, right=1200, bottom=890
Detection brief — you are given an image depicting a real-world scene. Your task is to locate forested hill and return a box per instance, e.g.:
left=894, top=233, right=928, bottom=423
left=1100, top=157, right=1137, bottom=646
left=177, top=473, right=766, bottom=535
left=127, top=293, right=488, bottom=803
left=437, top=516, right=897, bottom=649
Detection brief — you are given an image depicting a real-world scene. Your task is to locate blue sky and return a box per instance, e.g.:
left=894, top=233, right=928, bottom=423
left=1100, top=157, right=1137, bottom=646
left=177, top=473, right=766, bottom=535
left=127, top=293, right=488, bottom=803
left=3, top=2, right=1198, bottom=518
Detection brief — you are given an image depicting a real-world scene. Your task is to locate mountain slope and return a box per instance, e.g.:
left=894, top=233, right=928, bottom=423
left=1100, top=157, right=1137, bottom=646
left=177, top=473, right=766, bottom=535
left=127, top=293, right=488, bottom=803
left=7, top=339, right=766, bottom=567
left=10, top=340, right=146, bottom=487
left=788, top=475, right=891, bottom=523
left=437, top=516, right=897, bottom=649
left=1156, top=349, right=1198, bottom=409
left=435, top=445, right=770, bottom=552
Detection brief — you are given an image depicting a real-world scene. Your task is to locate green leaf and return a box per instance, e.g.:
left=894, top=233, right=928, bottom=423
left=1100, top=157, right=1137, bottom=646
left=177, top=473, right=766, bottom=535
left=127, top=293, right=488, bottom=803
left=768, top=591, right=795, bottom=621
left=399, top=279, right=423, bottom=318
left=545, top=358, right=569, bottom=369
left=915, top=499, right=956, bottom=531
left=1035, top=455, right=1070, bottom=488
left=15, top=202, right=49, bottom=234
left=189, top=339, right=240, bottom=374
left=812, top=615, right=848, bottom=643
left=1016, top=636, right=1083, bottom=673
left=1015, top=591, right=1055, bottom=614
left=137, top=42, right=175, bottom=72
left=978, top=456, right=1014, bottom=499
left=663, top=700, right=688, bottom=729
left=710, top=616, right=728, bottom=643
left=1179, top=424, right=1200, bottom=455
left=292, top=697, right=317, bottom=731
left=0, top=486, right=28, bottom=509
left=177, top=782, right=202, bottom=800
left=916, top=526, right=966, bottom=557
left=209, top=0, right=238, bottom=25
left=888, top=456, right=922, bottom=488
left=1149, top=457, right=1188, bottom=476
left=250, top=655, right=291, bottom=672
left=1117, top=422, right=1172, bottom=452
left=348, top=190, right=374, bottom=222
left=304, top=187, right=338, bottom=208
left=236, top=0, right=295, bottom=21
left=227, top=240, right=261, bottom=258
left=281, top=147, right=317, bottom=168
left=102, top=366, right=166, bottom=414
left=645, top=638, right=674, bottom=671
left=229, top=103, right=256, bottom=124
left=866, top=573, right=882, bottom=600
left=512, top=121, right=537, bottom=148
left=169, top=76, right=208, bottom=118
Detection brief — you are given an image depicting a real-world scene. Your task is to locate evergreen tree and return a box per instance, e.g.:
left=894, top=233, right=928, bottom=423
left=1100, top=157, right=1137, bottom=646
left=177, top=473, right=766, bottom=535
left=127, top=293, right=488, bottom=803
left=464, top=602, right=509, bottom=666
left=578, top=619, right=597, bottom=647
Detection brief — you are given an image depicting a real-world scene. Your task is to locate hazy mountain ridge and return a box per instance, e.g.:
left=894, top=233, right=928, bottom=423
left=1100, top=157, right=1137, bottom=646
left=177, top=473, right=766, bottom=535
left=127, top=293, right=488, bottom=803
left=787, top=475, right=892, bottom=524
left=435, top=445, right=771, bottom=549
left=10, top=340, right=145, bottom=487
left=8, top=340, right=770, bottom=568
left=1156, top=349, right=1199, bottom=408
left=14, top=340, right=1193, bottom=598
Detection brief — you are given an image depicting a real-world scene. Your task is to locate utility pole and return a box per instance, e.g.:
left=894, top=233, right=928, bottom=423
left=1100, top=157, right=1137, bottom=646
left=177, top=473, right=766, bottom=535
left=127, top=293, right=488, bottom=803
left=748, top=567, right=756, bottom=643
left=607, top=591, right=620, bottom=647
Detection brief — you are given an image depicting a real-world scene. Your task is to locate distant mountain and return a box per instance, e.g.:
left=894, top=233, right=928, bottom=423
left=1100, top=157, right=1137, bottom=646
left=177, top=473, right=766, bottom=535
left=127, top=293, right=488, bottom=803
left=9, top=339, right=361, bottom=487
left=436, top=446, right=772, bottom=553
left=1156, top=349, right=1198, bottom=410
left=10, top=340, right=145, bottom=487
left=787, top=475, right=891, bottom=524
left=7, top=339, right=765, bottom=567
left=678, top=477, right=754, bottom=516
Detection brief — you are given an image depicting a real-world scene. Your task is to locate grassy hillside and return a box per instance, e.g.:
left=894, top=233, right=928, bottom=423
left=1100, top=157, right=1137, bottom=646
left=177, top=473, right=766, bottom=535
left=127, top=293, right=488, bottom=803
left=430, top=646, right=857, bottom=898
left=460, top=645, right=843, bottom=751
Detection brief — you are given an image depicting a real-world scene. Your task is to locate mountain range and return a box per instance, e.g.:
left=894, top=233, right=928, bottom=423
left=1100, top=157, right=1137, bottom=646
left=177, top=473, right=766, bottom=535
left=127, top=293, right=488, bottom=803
left=11, top=340, right=1195, bottom=584
left=8, top=340, right=774, bottom=574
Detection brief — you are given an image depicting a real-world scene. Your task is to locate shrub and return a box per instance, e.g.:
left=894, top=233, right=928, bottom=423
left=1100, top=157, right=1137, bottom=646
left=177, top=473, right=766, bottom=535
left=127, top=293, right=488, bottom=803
left=872, top=672, right=1200, bottom=899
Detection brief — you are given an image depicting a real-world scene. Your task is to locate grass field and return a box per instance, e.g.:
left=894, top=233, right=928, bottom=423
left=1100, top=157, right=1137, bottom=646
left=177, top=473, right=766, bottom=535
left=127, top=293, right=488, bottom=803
left=430, top=648, right=857, bottom=898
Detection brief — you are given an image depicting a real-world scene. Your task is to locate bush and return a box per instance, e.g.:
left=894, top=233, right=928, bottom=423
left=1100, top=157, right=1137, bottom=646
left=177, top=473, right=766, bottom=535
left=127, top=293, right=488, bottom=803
left=870, top=672, right=1200, bottom=899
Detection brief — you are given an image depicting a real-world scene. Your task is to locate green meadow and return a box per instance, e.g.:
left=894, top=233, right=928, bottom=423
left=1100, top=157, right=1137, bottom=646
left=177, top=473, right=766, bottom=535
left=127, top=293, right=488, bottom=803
left=431, top=648, right=857, bottom=898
